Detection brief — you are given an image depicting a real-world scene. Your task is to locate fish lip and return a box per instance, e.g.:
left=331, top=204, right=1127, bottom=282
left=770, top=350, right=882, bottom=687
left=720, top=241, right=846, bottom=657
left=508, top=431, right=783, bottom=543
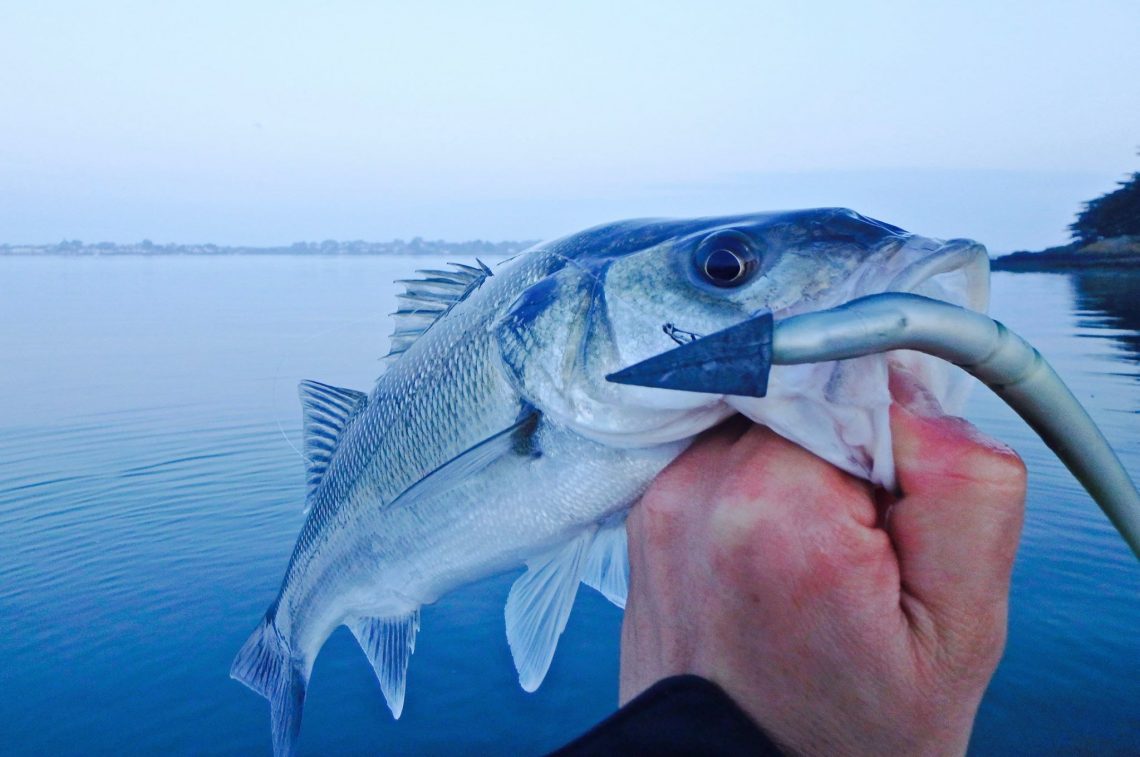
left=761, top=237, right=990, bottom=326
left=883, top=237, right=990, bottom=312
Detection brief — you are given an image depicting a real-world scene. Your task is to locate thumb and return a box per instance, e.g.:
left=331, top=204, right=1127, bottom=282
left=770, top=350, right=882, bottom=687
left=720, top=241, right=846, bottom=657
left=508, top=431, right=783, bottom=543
left=887, top=368, right=1026, bottom=645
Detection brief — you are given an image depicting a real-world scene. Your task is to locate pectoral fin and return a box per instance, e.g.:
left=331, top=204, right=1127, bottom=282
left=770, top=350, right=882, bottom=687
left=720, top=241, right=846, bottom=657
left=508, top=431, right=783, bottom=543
left=387, top=408, right=540, bottom=511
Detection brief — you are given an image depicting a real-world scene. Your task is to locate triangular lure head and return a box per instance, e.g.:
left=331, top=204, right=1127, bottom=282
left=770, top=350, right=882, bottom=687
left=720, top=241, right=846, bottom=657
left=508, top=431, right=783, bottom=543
left=605, top=311, right=775, bottom=398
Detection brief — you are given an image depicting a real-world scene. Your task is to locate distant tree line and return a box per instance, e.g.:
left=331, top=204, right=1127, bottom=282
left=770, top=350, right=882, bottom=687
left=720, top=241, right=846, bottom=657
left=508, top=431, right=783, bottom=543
left=0, top=238, right=538, bottom=256
left=1069, top=157, right=1140, bottom=245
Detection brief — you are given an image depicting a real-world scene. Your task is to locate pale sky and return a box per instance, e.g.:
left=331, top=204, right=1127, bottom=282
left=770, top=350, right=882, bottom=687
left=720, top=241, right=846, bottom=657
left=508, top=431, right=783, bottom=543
left=1, top=0, right=1137, bottom=252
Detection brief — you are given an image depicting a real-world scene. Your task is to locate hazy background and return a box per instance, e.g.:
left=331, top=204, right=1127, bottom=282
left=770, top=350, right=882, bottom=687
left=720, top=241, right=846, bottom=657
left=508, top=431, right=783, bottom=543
left=3, top=5, right=1140, bottom=754
left=1, top=0, right=1138, bottom=252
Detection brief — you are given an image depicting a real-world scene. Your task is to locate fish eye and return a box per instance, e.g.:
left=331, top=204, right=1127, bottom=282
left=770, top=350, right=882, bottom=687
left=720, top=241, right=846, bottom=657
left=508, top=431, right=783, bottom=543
left=694, top=231, right=759, bottom=287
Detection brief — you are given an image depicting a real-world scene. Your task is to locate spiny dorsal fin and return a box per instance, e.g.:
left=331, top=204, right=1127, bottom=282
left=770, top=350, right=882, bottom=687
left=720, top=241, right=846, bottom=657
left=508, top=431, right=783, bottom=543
left=299, top=380, right=368, bottom=502
left=385, top=259, right=493, bottom=361
left=347, top=610, right=420, bottom=719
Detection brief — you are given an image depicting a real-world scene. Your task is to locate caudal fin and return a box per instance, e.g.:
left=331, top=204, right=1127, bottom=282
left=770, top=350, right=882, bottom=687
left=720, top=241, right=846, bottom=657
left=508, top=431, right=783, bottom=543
left=231, top=617, right=308, bottom=757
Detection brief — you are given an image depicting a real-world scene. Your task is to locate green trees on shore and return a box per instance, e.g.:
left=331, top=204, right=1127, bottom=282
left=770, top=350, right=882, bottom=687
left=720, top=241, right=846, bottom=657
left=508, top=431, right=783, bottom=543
left=1069, top=159, right=1140, bottom=245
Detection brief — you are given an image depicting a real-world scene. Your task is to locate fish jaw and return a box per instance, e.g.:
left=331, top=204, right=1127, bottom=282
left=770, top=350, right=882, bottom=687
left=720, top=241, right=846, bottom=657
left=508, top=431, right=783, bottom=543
left=728, top=237, right=990, bottom=489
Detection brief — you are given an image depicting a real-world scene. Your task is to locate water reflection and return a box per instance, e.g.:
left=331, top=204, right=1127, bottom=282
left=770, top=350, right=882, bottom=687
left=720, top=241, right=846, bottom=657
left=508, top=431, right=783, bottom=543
left=1069, top=271, right=1140, bottom=365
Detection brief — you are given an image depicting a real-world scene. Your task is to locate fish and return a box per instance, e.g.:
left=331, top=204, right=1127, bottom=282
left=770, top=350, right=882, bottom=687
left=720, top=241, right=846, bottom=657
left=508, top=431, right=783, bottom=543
left=231, top=208, right=990, bottom=755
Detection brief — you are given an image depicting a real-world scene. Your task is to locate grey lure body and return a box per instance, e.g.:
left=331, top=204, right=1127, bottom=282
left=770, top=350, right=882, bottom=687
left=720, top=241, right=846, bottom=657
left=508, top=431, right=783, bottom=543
left=233, top=209, right=993, bottom=756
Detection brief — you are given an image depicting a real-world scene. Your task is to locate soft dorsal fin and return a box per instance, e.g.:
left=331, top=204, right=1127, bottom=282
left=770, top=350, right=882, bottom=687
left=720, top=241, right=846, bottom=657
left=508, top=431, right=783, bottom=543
left=385, top=260, right=492, bottom=361
left=299, top=380, right=368, bottom=501
left=580, top=517, right=629, bottom=609
left=505, top=530, right=592, bottom=692
left=346, top=610, right=420, bottom=719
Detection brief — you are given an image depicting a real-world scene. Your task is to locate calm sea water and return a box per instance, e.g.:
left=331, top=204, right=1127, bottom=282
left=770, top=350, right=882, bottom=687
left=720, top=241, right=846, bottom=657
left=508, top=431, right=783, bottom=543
left=0, top=257, right=1137, bottom=755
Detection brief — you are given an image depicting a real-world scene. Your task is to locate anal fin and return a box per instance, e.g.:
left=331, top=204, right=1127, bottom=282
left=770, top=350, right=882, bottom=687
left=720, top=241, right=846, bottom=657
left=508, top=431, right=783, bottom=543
left=505, top=530, right=592, bottom=692
left=347, top=610, right=421, bottom=719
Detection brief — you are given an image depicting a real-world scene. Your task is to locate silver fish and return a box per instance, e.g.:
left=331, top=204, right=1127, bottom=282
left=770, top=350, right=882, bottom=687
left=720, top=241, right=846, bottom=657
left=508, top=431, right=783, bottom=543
left=231, top=208, right=989, bottom=755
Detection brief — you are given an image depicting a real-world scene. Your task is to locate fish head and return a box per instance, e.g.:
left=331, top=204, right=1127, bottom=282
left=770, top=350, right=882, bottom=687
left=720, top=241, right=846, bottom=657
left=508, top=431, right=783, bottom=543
left=496, top=208, right=989, bottom=484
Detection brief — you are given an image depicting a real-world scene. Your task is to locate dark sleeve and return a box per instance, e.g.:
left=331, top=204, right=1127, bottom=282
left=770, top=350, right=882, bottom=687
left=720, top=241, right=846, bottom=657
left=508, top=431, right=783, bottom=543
left=547, top=674, right=786, bottom=757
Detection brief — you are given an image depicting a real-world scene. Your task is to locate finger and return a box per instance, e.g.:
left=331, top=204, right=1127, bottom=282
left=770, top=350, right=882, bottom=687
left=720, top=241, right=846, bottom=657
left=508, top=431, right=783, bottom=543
left=694, top=423, right=896, bottom=616
left=632, top=416, right=753, bottom=545
left=887, top=368, right=1026, bottom=643
left=721, top=423, right=876, bottom=521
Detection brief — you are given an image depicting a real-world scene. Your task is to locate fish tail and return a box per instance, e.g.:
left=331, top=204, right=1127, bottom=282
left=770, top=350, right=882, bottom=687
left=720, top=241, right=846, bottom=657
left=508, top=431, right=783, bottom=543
left=230, top=614, right=307, bottom=757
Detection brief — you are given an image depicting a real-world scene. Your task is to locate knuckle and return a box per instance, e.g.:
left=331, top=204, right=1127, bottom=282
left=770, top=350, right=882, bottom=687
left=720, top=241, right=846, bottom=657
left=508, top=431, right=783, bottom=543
left=706, top=498, right=765, bottom=565
left=968, top=445, right=1027, bottom=491
left=908, top=416, right=1028, bottom=497
left=933, top=433, right=1028, bottom=503
left=950, top=423, right=1027, bottom=488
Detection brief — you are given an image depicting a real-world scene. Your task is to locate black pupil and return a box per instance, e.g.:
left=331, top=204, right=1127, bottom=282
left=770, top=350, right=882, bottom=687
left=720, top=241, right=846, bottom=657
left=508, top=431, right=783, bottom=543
left=704, top=249, right=744, bottom=282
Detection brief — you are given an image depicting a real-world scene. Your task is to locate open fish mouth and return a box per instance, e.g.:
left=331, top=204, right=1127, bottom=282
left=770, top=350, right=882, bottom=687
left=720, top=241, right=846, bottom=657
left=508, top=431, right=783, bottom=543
left=862, top=236, right=992, bottom=398
left=769, top=235, right=992, bottom=323
left=883, top=237, right=990, bottom=313
left=876, top=236, right=991, bottom=387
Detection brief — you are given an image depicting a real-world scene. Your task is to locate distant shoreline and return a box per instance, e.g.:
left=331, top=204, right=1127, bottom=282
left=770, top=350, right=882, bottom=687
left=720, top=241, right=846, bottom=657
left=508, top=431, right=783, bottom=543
left=8, top=238, right=1140, bottom=272
left=0, top=239, right=539, bottom=257
left=991, top=236, right=1140, bottom=272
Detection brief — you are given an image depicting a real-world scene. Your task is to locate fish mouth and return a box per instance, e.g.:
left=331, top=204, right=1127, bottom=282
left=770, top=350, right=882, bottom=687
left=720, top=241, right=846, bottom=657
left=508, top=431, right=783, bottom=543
left=603, top=234, right=993, bottom=484
left=761, top=236, right=990, bottom=327
left=882, top=237, right=990, bottom=313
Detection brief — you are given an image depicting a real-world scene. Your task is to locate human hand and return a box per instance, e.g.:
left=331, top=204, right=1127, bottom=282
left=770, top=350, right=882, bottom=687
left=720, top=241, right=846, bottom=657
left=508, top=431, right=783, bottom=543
left=620, top=368, right=1027, bottom=756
